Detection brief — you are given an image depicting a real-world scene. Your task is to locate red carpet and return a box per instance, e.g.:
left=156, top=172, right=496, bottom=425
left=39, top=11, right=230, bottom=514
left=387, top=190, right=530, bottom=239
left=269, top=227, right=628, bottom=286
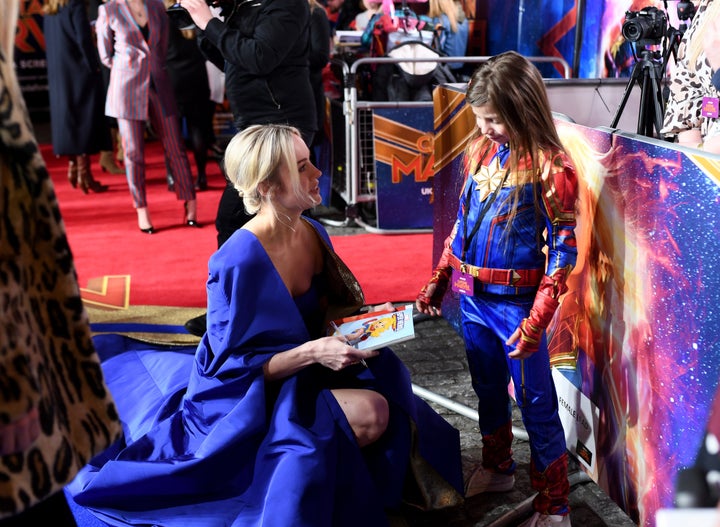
left=40, top=142, right=433, bottom=308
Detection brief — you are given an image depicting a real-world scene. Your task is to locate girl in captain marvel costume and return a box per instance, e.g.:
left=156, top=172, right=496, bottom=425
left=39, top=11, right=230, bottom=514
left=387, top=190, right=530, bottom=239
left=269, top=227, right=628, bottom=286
left=416, top=51, right=578, bottom=527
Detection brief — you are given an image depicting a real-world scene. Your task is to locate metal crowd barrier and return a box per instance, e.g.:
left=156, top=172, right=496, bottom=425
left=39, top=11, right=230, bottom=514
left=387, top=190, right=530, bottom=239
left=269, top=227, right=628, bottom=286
left=327, top=55, right=571, bottom=232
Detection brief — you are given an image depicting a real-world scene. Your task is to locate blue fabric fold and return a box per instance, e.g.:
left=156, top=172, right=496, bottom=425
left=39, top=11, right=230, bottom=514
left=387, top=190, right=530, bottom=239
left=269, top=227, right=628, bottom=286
left=67, top=218, right=462, bottom=526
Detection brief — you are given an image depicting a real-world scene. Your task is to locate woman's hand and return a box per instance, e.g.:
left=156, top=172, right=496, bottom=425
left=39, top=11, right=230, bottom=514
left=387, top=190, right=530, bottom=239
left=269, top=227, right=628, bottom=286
left=178, top=0, right=214, bottom=30
left=314, top=333, right=378, bottom=371
left=0, top=407, right=40, bottom=456
left=264, top=335, right=379, bottom=380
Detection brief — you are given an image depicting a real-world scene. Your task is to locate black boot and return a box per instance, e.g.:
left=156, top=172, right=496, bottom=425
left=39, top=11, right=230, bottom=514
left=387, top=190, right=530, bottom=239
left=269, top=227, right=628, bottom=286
left=195, top=173, right=208, bottom=191
left=185, top=313, right=207, bottom=337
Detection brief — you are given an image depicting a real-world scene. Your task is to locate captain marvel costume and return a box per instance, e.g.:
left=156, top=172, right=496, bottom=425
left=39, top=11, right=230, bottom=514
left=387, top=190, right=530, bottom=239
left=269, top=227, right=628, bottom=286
left=66, top=217, right=463, bottom=526
left=418, top=138, right=578, bottom=515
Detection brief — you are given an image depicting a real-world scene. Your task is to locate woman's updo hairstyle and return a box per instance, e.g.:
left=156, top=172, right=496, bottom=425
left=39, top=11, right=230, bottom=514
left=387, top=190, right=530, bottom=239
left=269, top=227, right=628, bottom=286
left=223, top=124, right=301, bottom=215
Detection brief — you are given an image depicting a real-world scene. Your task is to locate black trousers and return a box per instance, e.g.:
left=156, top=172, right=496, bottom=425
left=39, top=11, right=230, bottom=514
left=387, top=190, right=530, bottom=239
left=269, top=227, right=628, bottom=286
left=215, top=181, right=254, bottom=248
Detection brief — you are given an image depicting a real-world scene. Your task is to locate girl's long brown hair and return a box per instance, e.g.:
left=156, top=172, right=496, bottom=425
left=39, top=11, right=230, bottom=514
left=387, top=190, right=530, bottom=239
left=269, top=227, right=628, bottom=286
left=464, top=51, right=564, bottom=238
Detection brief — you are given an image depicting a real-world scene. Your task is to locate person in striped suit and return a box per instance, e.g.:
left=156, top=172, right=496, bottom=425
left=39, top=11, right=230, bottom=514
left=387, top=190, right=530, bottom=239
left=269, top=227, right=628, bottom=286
left=96, top=0, right=199, bottom=233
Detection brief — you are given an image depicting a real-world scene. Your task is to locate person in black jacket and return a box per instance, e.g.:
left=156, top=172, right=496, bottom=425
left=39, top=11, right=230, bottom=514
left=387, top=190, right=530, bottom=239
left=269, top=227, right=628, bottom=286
left=179, top=0, right=317, bottom=336
left=181, top=0, right=317, bottom=247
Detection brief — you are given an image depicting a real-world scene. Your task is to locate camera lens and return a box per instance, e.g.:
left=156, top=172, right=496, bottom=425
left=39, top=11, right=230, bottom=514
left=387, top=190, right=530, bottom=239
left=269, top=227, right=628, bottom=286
left=622, top=20, right=642, bottom=42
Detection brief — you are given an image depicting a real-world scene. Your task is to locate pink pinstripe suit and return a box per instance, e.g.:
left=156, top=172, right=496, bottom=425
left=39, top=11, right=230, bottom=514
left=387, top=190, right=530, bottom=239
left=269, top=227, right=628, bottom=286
left=96, top=0, right=195, bottom=208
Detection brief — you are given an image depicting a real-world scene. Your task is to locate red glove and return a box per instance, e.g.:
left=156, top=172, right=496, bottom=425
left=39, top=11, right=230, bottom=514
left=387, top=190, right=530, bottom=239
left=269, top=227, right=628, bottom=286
left=416, top=236, right=453, bottom=312
left=416, top=266, right=451, bottom=310
left=514, top=268, right=569, bottom=355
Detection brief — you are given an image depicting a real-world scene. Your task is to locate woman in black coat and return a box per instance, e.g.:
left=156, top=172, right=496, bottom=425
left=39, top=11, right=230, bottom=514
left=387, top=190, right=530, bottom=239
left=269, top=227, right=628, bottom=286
left=163, top=3, right=216, bottom=191
left=42, top=0, right=110, bottom=193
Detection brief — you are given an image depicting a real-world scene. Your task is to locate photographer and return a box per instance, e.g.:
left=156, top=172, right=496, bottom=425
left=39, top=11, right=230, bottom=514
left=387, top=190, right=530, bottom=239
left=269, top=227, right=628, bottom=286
left=662, top=0, right=720, bottom=154
left=179, top=0, right=317, bottom=245
left=179, top=0, right=318, bottom=335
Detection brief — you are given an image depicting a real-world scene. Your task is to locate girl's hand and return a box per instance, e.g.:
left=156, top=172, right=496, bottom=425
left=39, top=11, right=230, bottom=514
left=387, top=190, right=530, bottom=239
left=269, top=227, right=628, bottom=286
left=368, top=302, right=395, bottom=313
left=416, top=282, right=442, bottom=316
left=0, top=407, right=40, bottom=456
left=506, top=328, right=533, bottom=360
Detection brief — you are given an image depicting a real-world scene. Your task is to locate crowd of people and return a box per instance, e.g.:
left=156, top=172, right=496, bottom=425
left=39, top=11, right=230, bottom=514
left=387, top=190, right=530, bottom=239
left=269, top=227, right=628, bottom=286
left=2, top=0, right=719, bottom=526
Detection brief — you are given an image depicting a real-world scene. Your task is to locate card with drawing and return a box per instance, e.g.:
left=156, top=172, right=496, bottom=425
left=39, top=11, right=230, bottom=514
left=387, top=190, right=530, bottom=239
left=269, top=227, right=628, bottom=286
left=328, top=304, right=416, bottom=351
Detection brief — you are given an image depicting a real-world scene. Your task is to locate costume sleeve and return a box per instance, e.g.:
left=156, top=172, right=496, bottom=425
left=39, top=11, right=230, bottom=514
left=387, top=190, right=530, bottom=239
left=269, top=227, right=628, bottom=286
left=416, top=225, right=457, bottom=309
left=515, top=151, right=577, bottom=355
left=541, top=151, right=578, bottom=278
left=416, top=139, right=486, bottom=308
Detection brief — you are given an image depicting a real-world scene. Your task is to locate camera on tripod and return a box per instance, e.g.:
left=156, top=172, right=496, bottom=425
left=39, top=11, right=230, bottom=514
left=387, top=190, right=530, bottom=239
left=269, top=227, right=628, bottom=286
left=621, top=6, right=667, bottom=47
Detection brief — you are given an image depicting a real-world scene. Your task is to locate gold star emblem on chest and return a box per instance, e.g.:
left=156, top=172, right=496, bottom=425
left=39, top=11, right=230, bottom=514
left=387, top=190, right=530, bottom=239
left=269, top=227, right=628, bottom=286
left=471, top=156, right=508, bottom=201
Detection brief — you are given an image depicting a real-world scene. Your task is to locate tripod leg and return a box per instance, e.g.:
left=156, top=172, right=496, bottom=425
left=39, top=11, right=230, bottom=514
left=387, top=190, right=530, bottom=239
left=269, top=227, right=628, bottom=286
left=637, top=70, right=652, bottom=135
left=650, top=70, right=665, bottom=138
left=610, top=66, right=640, bottom=129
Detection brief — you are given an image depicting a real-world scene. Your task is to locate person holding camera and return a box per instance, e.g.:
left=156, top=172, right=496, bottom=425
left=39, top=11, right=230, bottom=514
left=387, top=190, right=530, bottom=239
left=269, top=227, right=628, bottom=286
left=179, top=0, right=318, bottom=246
left=662, top=0, right=720, bottom=154
left=177, top=0, right=319, bottom=336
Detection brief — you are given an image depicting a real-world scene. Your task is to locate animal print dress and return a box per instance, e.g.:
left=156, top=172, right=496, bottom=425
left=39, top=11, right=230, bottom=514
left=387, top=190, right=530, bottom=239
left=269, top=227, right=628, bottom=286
left=0, top=42, right=122, bottom=518
left=662, top=0, right=720, bottom=143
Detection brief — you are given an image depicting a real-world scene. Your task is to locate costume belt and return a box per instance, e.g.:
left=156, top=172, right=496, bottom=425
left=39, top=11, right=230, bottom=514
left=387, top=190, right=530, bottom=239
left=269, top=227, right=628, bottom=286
left=448, top=254, right=544, bottom=287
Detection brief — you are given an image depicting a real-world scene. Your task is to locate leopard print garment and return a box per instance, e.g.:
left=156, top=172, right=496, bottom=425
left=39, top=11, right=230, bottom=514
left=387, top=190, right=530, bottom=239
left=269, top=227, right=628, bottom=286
left=0, top=45, right=122, bottom=518
left=662, top=0, right=720, bottom=141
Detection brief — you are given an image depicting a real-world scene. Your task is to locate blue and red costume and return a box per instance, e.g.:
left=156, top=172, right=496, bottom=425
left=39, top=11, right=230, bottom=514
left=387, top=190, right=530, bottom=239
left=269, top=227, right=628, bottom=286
left=418, top=138, right=578, bottom=515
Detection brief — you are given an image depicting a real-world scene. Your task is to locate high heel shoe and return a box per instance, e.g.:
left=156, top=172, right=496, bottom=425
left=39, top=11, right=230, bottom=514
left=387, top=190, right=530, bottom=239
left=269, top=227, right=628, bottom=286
left=137, top=207, right=154, bottom=233
left=77, top=154, right=109, bottom=194
left=184, top=200, right=201, bottom=228
left=99, top=150, right=125, bottom=174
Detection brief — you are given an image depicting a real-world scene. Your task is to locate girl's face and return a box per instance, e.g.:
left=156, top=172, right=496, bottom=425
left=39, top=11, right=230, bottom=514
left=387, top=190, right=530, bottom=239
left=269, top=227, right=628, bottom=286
left=471, top=103, right=510, bottom=146
left=275, top=134, right=322, bottom=212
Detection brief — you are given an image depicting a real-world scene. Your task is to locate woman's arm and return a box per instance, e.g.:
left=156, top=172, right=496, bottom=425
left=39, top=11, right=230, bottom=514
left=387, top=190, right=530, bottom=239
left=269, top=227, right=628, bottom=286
left=95, top=4, right=114, bottom=69
left=263, top=335, right=379, bottom=381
